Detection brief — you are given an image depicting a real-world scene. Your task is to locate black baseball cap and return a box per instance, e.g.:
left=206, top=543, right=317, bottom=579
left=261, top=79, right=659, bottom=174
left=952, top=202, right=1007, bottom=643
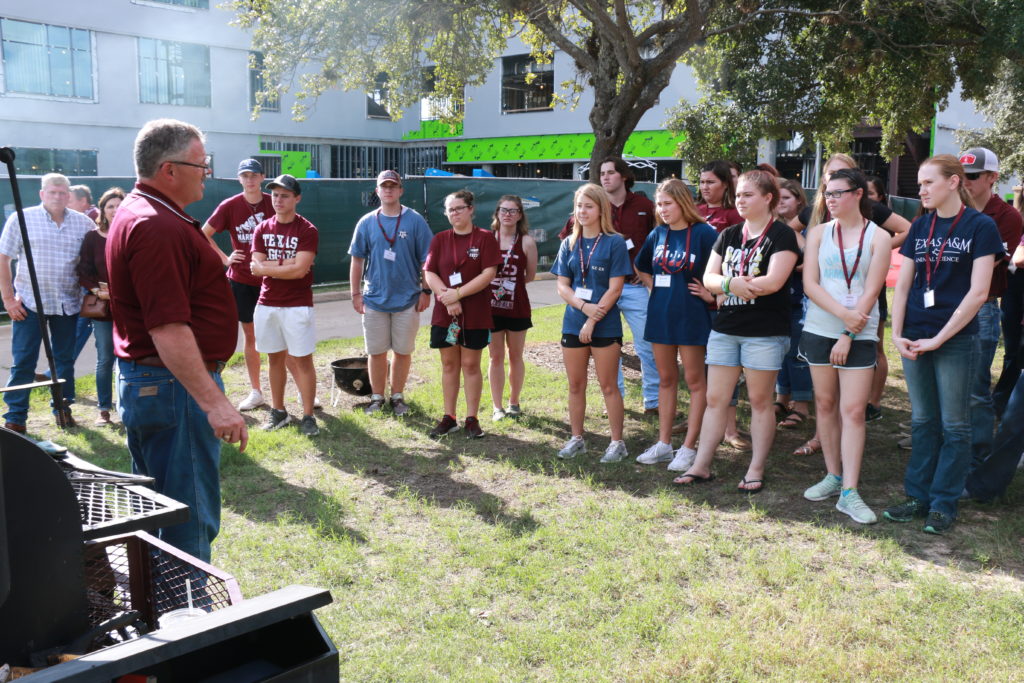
left=266, top=174, right=301, bottom=195
left=237, top=158, right=264, bottom=175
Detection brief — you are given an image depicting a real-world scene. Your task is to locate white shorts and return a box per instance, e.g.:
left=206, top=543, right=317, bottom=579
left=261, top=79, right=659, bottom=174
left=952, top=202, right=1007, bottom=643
left=254, top=304, right=316, bottom=357
left=362, top=305, right=420, bottom=355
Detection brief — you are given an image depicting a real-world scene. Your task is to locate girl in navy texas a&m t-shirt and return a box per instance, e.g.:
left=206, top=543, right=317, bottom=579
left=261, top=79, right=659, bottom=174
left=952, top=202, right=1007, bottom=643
left=551, top=232, right=633, bottom=337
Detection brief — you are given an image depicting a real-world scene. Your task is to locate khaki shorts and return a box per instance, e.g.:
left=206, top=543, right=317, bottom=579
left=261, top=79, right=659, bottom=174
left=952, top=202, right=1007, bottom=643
left=363, top=305, right=420, bottom=355
left=254, top=305, right=316, bottom=357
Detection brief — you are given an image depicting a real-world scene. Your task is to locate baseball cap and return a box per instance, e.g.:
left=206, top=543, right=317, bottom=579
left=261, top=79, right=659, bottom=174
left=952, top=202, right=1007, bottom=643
left=376, top=169, right=402, bottom=185
left=237, top=158, right=264, bottom=175
left=266, top=174, right=301, bottom=195
left=959, top=148, right=999, bottom=173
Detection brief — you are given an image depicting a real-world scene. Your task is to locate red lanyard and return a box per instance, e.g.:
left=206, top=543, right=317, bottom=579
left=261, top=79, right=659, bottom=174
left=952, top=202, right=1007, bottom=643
left=738, top=220, right=772, bottom=276
left=657, top=225, right=693, bottom=274
left=834, top=218, right=867, bottom=293
left=924, top=205, right=966, bottom=289
left=450, top=227, right=478, bottom=273
left=376, top=209, right=401, bottom=247
left=577, top=233, right=603, bottom=287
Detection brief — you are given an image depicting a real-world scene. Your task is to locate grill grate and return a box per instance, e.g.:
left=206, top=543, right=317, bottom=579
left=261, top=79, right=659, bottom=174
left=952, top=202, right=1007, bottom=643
left=73, top=480, right=163, bottom=526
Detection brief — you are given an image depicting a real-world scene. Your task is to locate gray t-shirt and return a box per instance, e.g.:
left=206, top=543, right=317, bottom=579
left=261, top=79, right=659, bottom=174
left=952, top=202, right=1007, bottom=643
left=348, top=206, right=432, bottom=312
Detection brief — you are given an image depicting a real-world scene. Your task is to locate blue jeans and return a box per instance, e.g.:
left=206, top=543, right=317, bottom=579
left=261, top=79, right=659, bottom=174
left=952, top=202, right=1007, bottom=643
left=118, top=360, right=223, bottom=563
left=41, top=310, right=92, bottom=380
left=966, top=366, right=1024, bottom=501
left=969, top=301, right=1001, bottom=469
left=4, top=309, right=77, bottom=426
left=93, top=320, right=114, bottom=410
left=902, top=334, right=978, bottom=518
left=617, top=283, right=659, bottom=409
left=776, top=305, right=813, bottom=401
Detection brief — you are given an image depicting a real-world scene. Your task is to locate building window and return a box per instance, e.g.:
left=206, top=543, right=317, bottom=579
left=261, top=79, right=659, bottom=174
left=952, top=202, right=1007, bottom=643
left=138, top=38, right=210, bottom=107
left=137, top=0, right=209, bottom=8
left=419, top=67, right=463, bottom=122
left=366, top=73, right=391, bottom=119
left=4, top=147, right=97, bottom=176
left=328, top=144, right=445, bottom=178
left=0, top=18, right=93, bottom=99
left=501, top=54, right=553, bottom=114
left=248, top=51, right=279, bottom=112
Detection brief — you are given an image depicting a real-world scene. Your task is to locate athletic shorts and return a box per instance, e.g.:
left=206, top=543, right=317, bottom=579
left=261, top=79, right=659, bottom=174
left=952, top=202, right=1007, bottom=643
left=230, top=279, right=261, bottom=324
left=363, top=305, right=420, bottom=355
left=491, top=315, right=533, bottom=332
left=797, top=331, right=877, bottom=370
left=253, top=304, right=316, bottom=357
left=430, top=325, right=491, bottom=350
left=560, top=334, right=622, bottom=349
left=705, top=330, right=788, bottom=371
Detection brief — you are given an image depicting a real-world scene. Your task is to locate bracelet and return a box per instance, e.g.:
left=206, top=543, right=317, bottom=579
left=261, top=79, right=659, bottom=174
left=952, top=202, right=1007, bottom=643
left=421, top=288, right=431, bottom=295
left=353, top=292, right=362, bottom=297
left=841, top=329, right=856, bottom=339
left=722, top=277, right=731, bottom=295
left=579, top=302, right=587, bottom=313
left=456, top=286, right=462, bottom=300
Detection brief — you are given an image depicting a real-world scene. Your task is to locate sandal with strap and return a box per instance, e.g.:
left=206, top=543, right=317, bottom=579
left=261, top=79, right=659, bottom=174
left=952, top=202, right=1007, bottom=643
left=778, top=410, right=809, bottom=429
left=793, top=437, right=821, bottom=456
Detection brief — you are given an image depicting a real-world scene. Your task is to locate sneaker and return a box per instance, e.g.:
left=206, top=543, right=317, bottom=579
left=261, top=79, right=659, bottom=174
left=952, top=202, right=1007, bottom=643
left=636, top=441, right=673, bottom=465
left=299, top=415, right=320, bottom=436
left=464, top=416, right=485, bottom=438
left=923, top=510, right=954, bottom=535
left=262, top=408, right=292, bottom=431
left=865, top=404, right=882, bottom=422
left=389, top=394, right=410, bottom=417
left=429, top=415, right=459, bottom=438
left=364, top=394, right=385, bottom=415
left=896, top=435, right=913, bottom=450
left=836, top=489, right=877, bottom=524
left=492, top=408, right=507, bottom=422
left=506, top=404, right=522, bottom=418
left=667, top=445, right=697, bottom=472
left=600, top=440, right=628, bottom=463
left=883, top=497, right=928, bottom=523
left=313, top=395, right=322, bottom=410
left=238, top=389, right=265, bottom=411
left=557, top=436, right=586, bottom=459
left=804, top=474, right=843, bottom=501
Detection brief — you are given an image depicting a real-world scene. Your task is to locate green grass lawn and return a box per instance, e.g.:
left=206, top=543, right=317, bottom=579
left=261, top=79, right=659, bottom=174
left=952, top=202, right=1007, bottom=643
left=29, top=305, right=1024, bottom=680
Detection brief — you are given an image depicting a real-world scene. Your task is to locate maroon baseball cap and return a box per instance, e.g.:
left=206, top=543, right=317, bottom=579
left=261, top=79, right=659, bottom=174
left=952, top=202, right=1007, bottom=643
left=376, top=170, right=402, bottom=186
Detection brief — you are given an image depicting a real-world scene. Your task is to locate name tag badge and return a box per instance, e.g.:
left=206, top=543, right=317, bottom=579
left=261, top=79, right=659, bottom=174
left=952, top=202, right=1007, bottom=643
left=502, top=279, right=516, bottom=291
left=449, top=272, right=463, bottom=286
left=690, top=253, right=696, bottom=264
left=383, top=248, right=396, bottom=262
left=575, top=286, right=593, bottom=301
left=842, top=293, right=857, bottom=308
left=625, top=238, right=635, bottom=250
left=654, top=274, right=672, bottom=288
left=923, top=288, right=935, bottom=308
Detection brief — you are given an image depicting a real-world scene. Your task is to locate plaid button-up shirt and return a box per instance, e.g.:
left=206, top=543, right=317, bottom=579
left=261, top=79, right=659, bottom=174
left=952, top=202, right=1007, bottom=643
left=0, top=205, right=94, bottom=315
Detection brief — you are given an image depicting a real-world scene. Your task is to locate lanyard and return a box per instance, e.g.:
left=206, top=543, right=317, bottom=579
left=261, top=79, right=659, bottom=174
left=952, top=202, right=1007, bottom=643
left=450, top=227, right=478, bottom=273
left=834, top=218, right=868, bottom=293
left=657, top=225, right=693, bottom=274
left=376, top=208, right=401, bottom=247
left=577, top=233, right=603, bottom=287
left=738, top=219, right=772, bottom=276
left=497, top=230, right=518, bottom=276
left=924, top=205, right=966, bottom=289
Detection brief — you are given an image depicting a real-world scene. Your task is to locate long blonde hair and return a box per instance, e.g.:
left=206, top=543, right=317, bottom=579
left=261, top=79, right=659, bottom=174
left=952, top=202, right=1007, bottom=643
left=569, top=183, right=617, bottom=247
left=655, top=178, right=704, bottom=226
left=920, top=154, right=973, bottom=209
left=809, top=153, right=856, bottom=227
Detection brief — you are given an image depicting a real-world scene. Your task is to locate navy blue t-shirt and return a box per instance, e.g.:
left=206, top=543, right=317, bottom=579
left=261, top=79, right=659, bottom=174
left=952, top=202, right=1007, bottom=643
left=551, top=233, right=632, bottom=336
left=636, top=222, right=717, bottom=345
left=899, top=207, right=1003, bottom=339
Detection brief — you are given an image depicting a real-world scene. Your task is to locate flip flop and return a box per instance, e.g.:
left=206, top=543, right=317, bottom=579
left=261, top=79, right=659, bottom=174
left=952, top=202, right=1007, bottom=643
left=737, top=477, right=764, bottom=494
left=673, top=472, right=715, bottom=486
left=777, top=411, right=808, bottom=429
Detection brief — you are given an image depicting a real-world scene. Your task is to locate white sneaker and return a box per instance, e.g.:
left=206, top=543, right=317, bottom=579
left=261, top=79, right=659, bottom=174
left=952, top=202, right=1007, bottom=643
left=600, top=440, right=628, bottom=463
left=667, top=445, right=697, bottom=472
left=557, top=436, right=586, bottom=459
left=804, top=474, right=843, bottom=501
left=836, top=489, right=878, bottom=524
left=636, top=441, right=673, bottom=465
left=492, top=408, right=507, bottom=422
left=313, top=395, right=322, bottom=410
left=238, top=389, right=264, bottom=411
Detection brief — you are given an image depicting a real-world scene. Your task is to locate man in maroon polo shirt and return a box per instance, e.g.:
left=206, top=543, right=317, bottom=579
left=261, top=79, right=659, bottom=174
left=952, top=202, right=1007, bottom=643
left=107, top=118, right=246, bottom=562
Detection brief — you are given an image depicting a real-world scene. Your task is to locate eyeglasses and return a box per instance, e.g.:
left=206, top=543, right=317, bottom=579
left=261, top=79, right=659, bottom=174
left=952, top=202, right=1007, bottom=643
left=446, top=205, right=470, bottom=215
left=166, top=155, right=213, bottom=177
left=498, top=207, right=520, bottom=215
left=822, top=189, right=856, bottom=199
left=964, top=172, right=983, bottom=181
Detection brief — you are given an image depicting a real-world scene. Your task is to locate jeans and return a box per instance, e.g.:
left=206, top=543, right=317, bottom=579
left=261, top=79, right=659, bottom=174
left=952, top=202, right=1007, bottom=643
left=617, top=283, right=659, bottom=409
left=966, top=366, right=1024, bottom=501
left=3, top=309, right=77, bottom=426
left=1000, top=269, right=1024, bottom=377
left=41, top=309, right=91, bottom=380
left=901, top=334, right=978, bottom=518
left=776, top=305, right=813, bottom=401
left=93, top=320, right=114, bottom=410
left=969, top=301, right=1001, bottom=469
left=118, top=360, right=223, bottom=563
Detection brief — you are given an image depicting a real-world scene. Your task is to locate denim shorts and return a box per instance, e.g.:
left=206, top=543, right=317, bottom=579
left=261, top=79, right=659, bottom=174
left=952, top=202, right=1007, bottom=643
left=705, top=330, right=789, bottom=371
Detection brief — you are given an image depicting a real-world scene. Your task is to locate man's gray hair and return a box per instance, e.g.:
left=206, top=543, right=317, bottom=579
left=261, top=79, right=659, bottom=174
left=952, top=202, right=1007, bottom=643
left=69, top=184, right=92, bottom=202
left=134, top=118, right=205, bottom=179
left=40, top=173, right=70, bottom=190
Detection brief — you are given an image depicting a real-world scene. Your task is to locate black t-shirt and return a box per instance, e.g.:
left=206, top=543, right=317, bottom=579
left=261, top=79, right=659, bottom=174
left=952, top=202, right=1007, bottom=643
left=799, top=201, right=893, bottom=231
left=712, top=220, right=802, bottom=337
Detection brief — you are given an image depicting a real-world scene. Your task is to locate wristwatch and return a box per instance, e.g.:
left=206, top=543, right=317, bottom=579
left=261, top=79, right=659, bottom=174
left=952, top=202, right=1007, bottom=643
left=421, top=288, right=431, bottom=295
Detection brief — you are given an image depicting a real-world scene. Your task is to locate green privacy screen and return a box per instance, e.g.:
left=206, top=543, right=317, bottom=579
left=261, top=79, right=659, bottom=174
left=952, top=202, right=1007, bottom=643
left=445, top=130, right=684, bottom=163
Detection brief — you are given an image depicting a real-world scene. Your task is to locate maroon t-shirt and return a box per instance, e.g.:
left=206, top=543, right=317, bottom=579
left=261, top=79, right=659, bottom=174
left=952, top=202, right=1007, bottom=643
left=206, top=192, right=274, bottom=287
left=981, top=194, right=1023, bottom=298
left=424, top=227, right=502, bottom=329
left=489, top=232, right=532, bottom=319
left=107, top=183, right=239, bottom=362
left=558, top=191, right=655, bottom=269
left=251, top=213, right=318, bottom=308
left=696, top=204, right=743, bottom=233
